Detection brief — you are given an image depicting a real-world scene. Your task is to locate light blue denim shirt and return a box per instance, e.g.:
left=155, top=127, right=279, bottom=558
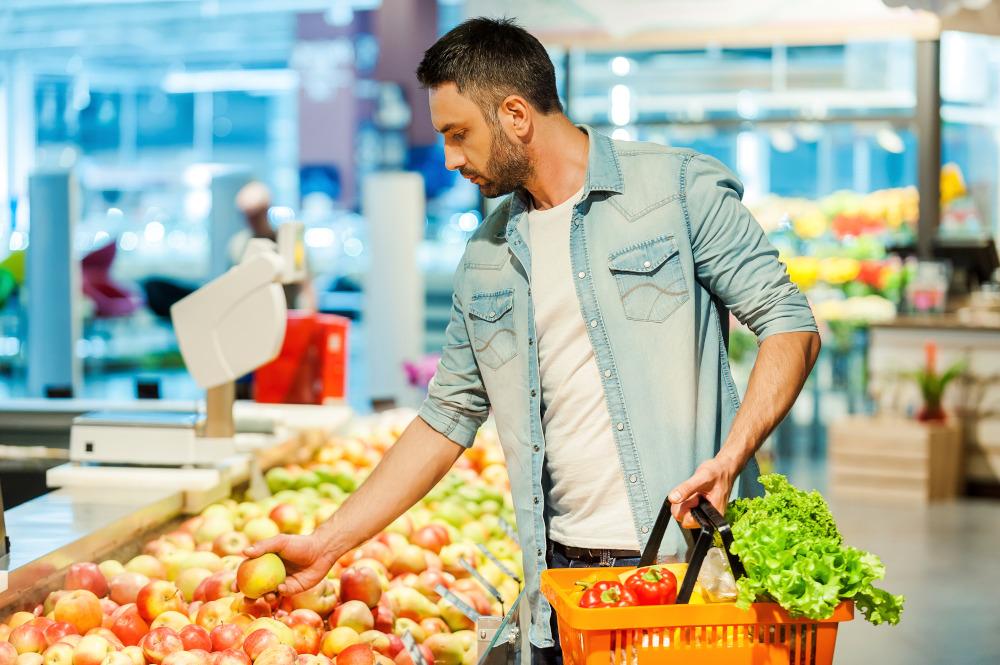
left=417, top=126, right=817, bottom=647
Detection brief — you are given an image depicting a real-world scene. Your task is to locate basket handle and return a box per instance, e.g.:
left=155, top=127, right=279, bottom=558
left=637, top=495, right=745, bottom=605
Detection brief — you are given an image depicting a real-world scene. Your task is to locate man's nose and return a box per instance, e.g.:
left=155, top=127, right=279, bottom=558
left=444, top=146, right=465, bottom=171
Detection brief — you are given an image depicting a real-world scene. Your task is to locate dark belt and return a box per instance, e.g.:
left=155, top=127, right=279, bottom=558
left=552, top=541, right=641, bottom=562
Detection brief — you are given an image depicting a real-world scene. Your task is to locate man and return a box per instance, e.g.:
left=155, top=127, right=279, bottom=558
left=246, top=17, right=820, bottom=661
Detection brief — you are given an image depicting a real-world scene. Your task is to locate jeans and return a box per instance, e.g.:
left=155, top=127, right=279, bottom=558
left=531, top=547, right=641, bottom=665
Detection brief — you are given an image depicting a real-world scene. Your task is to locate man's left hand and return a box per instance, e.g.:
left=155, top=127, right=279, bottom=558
left=668, top=455, right=740, bottom=528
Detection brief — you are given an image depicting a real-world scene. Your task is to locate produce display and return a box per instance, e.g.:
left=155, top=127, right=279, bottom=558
left=0, top=412, right=520, bottom=665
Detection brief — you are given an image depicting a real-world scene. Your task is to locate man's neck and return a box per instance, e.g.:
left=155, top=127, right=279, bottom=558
left=524, top=118, right=589, bottom=211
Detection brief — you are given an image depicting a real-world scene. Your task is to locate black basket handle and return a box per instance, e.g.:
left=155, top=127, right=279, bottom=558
left=637, top=495, right=745, bottom=604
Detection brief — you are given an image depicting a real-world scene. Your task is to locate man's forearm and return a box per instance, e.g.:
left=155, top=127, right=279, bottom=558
left=313, top=416, right=465, bottom=558
left=716, top=331, right=821, bottom=473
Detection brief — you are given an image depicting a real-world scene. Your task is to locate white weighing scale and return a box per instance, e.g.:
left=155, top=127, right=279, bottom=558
left=48, top=224, right=308, bottom=497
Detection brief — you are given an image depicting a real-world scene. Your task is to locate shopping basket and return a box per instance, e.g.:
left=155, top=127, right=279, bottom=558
left=540, top=496, right=854, bottom=665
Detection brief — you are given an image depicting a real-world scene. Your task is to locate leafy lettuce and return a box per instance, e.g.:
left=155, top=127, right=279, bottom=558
left=726, top=474, right=904, bottom=626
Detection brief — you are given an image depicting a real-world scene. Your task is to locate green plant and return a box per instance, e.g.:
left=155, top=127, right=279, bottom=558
left=906, top=342, right=965, bottom=421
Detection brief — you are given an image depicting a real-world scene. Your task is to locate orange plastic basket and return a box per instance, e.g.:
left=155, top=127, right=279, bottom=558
left=542, top=566, right=853, bottom=665
left=541, top=496, right=854, bottom=665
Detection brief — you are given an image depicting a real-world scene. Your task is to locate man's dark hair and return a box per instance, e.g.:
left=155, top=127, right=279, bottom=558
left=416, top=17, right=563, bottom=119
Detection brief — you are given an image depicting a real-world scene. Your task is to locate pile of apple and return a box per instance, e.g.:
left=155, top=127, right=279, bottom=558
left=0, top=413, right=520, bottom=665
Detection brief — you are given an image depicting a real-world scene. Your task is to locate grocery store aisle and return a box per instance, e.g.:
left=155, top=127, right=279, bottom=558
left=780, top=458, right=1000, bottom=664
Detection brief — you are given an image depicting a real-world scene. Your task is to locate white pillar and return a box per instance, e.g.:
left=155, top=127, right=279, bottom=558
left=362, top=172, right=425, bottom=407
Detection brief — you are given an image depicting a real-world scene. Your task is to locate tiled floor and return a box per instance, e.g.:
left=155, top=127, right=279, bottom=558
left=779, top=458, right=1000, bottom=665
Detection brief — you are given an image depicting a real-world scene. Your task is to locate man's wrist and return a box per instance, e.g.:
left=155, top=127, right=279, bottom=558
left=715, top=444, right=749, bottom=477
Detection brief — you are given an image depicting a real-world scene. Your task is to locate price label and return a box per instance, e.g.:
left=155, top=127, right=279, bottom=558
left=435, top=584, right=481, bottom=622
left=459, top=558, right=504, bottom=605
left=498, top=516, right=517, bottom=540
left=401, top=631, right=428, bottom=665
left=477, top=543, right=522, bottom=584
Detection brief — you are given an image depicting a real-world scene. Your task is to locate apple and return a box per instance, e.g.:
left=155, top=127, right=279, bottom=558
left=65, top=564, right=110, bottom=599
left=136, top=582, right=184, bottom=623
left=82, top=630, right=121, bottom=652
left=139, top=628, right=182, bottom=665
left=72, top=635, right=113, bottom=665
left=193, top=599, right=235, bottom=632
left=109, top=575, right=150, bottom=607
left=194, top=517, right=234, bottom=546
left=435, top=600, right=472, bottom=634
left=236, top=555, right=285, bottom=600
left=388, top=547, right=426, bottom=578
left=179, top=553, right=222, bottom=575
left=386, top=589, right=438, bottom=623
left=201, top=619, right=236, bottom=647
left=234, top=503, right=264, bottom=529
left=212, top=533, right=250, bottom=558
left=99, top=599, right=120, bottom=619
left=389, top=644, right=433, bottom=665
left=99, top=653, right=133, bottom=665
left=318, top=628, right=359, bottom=658
left=218, top=557, right=244, bottom=573
left=174, top=625, right=209, bottom=652
left=419, top=618, right=449, bottom=638
left=193, top=571, right=236, bottom=603
left=241, top=631, right=279, bottom=662
left=44, top=592, right=70, bottom=616
left=350, top=561, right=389, bottom=589
left=383, top=515, right=412, bottom=539
left=252, top=645, right=295, bottom=665
left=339, top=568, right=381, bottom=609
left=175, top=569, right=212, bottom=604
left=333, top=644, right=373, bottom=665
left=244, top=620, right=292, bottom=647
left=42, top=642, right=73, bottom=665
left=10, top=625, right=47, bottom=654
left=159, top=652, right=205, bottom=665
left=331, top=602, right=372, bottom=634
left=286, top=624, right=319, bottom=657
left=389, top=620, right=424, bottom=645
left=385, top=636, right=404, bottom=659
left=356, top=543, right=393, bottom=570
left=357, top=632, right=390, bottom=657
left=163, top=532, right=196, bottom=552
left=55, top=591, right=103, bottom=635
left=409, top=526, right=449, bottom=555
left=124, top=557, right=165, bottom=581
left=43, top=623, right=78, bottom=648
left=372, top=606, right=394, bottom=636
left=108, top=605, right=148, bottom=647
left=242, top=520, right=280, bottom=545
left=10, top=613, right=37, bottom=630
left=148, top=612, right=189, bottom=633
left=97, top=562, right=125, bottom=584
left=28, top=619, right=54, bottom=632
left=213, top=651, right=249, bottom=665
left=412, top=571, right=448, bottom=602
left=285, top=579, right=335, bottom=620
left=292, top=656, right=329, bottom=665
left=423, top=634, right=463, bottom=665
left=120, top=647, right=144, bottom=665
left=267, top=506, right=302, bottom=536
left=17, top=655, right=43, bottom=665
left=235, top=596, right=272, bottom=620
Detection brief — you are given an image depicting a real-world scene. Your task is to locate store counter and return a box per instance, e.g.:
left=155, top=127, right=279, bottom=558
left=869, top=316, right=1000, bottom=492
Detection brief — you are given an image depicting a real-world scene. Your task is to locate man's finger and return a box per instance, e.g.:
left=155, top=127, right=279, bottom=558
left=244, top=535, right=285, bottom=559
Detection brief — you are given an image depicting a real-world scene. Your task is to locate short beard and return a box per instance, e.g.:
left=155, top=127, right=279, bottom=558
left=461, top=121, right=532, bottom=198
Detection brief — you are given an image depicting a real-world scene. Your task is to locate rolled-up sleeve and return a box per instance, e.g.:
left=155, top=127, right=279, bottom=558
left=682, top=154, right=817, bottom=341
left=417, top=265, right=490, bottom=448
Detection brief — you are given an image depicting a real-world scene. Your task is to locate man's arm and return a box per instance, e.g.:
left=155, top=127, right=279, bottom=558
left=669, top=155, right=820, bottom=526
left=246, top=417, right=464, bottom=594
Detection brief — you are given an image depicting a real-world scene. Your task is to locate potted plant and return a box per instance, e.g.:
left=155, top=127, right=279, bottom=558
left=909, top=342, right=965, bottom=422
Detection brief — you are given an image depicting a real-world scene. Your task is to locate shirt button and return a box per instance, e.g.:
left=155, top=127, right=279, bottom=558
left=530, top=389, right=537, bottom=397
left=643, top=260, right=652, bottom=268
left=533, top=496, right=540, bottom=504
left=629, top=474, right=637, bottom=483
left=533, top=445, right=540, bottom=452
left=578, top=272, right=586, bottom=279
left=488, top=311, right=496, bottom=318
left=590, top=320, right=598, bottom=328
left=528, top=339, right=534, bottom=346
left=616, top=422, right=625, bottom=431
left=537, top=549, right=543, bottom=557
left=641, top=526, right=650, bottom=534
left=604, top=369, right=612, bottom=378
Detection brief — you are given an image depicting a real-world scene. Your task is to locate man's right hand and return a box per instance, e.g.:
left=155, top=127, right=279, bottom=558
left=244, top=534, right=335, bottom=596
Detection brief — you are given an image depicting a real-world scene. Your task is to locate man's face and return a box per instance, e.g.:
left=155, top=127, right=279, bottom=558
left=429, top=83, right=531, bottom=198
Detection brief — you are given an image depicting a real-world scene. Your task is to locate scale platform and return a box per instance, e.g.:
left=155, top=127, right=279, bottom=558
left=70, top=411, right=235, bottom=466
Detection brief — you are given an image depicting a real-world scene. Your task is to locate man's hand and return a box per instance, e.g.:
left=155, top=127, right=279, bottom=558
left=668, top=456, right=738, bottom=529
left=244, top=534, right=335, bottom=596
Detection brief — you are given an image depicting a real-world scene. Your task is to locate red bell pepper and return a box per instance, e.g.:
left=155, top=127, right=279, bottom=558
left=624, top=566, right=678, bottom=606
left=578, top=582, right=639, bottom=608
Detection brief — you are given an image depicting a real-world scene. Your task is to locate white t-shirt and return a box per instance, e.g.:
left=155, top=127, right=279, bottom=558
left=527, top=187, right=639, bottom=549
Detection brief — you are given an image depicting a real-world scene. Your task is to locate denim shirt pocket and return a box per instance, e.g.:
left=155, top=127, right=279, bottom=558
left=608, top=235, right=689, bottom=322
left=468, top=289, right=518, bottom=369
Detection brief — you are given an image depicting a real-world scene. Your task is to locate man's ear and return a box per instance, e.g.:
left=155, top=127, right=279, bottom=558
left=498, top=94, right=532, bottom=139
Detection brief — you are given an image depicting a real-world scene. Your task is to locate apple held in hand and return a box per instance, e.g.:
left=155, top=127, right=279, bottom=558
left=236, top=555, right=286, bottom=600
left=54, top=591, right=103, bottom=635
left=65, top=564, right=109, bottom=599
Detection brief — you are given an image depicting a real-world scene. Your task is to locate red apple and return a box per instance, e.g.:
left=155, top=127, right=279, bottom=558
left=44, top=592, right=70, bottom=616
left=390, top=645, right=432, bottom=665
left=408, top=527, right=449, bottom=556
left=422, top=634, right=463, bottom=665
left=65, top=564, right=109, bottom=599
left=387, top=547, right=426, bottom=578
left=193, top=571, right=236, bottom=603
left=287, top=625, right=319, bottom=657
left=109, top=575, right=150, bottom=607
left=318, top=628, right=359, bottom=658
left=54, top=592, right=103, bottom=635
left=356, top=543, right=392, bottom=570
left=178, top=625, right=210, bottom=652
left=339, top=568, right=381, bottom=609
left=241, top=519, right=280, bottom=545
left=292, top=656, right=329, bottom=665
left=385, top=636, right=404, bottom=659
left=41, top=642, right=72, bottom=665
left=163, top=532, right=196, bottom=552
left=213, top=651, right=249, bottom=665
left=82, top=630, right=121, bottom=652
left=211, top=533, right=250, bottom=558
left=9, top=613, right=37, bottom=630
left=176, top=569, right=213, bottom=604
left=54, top=638, right=80, bottom=650
left=413, top=571, right=447, bottom=602
left=98, top=600, right=118, bottom=619
left=372, top=606, right=394, bottom=635
left=119, top=646, right=144, bottom=665
left=418, top=618, right=448, bottom=638
left=282, top=611, right=321, bottom=631
left=108, top=605, right=149, bottom=647
left=242, top=631, right=280, bottom=662
left=209, top=624, right=244, bottom=652
left=135, top=582, right=184, bottom=623
left=236, top=597, right=272, bottom=620
left=194, top=599, right=235, bottom=632
left=10, top=625, right=47, bottom=655
left=357, top=632, right=390, bottom=657
left=139, top=628, right=182, bottom=665
left=331, top=602, right=373, bottom=634
left=28, top=619, right=54, bottom=632
left=288, top=581, right=337, bottom=619
left=159, top=652, right=205, bottom=665
left=72, top=635, right=114, bottom=665
left=43, top=623, right=78, bottom=648
left=252, top=645, right=295, bottom=665
left=236, top=556, right=285, bottom=600
left=333, top=644, right=373, bottom=665
left=267, top=506, right=302, bottom=536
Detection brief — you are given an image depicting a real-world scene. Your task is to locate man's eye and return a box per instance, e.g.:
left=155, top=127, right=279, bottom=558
left=453, top=132, right=466, bottom=142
